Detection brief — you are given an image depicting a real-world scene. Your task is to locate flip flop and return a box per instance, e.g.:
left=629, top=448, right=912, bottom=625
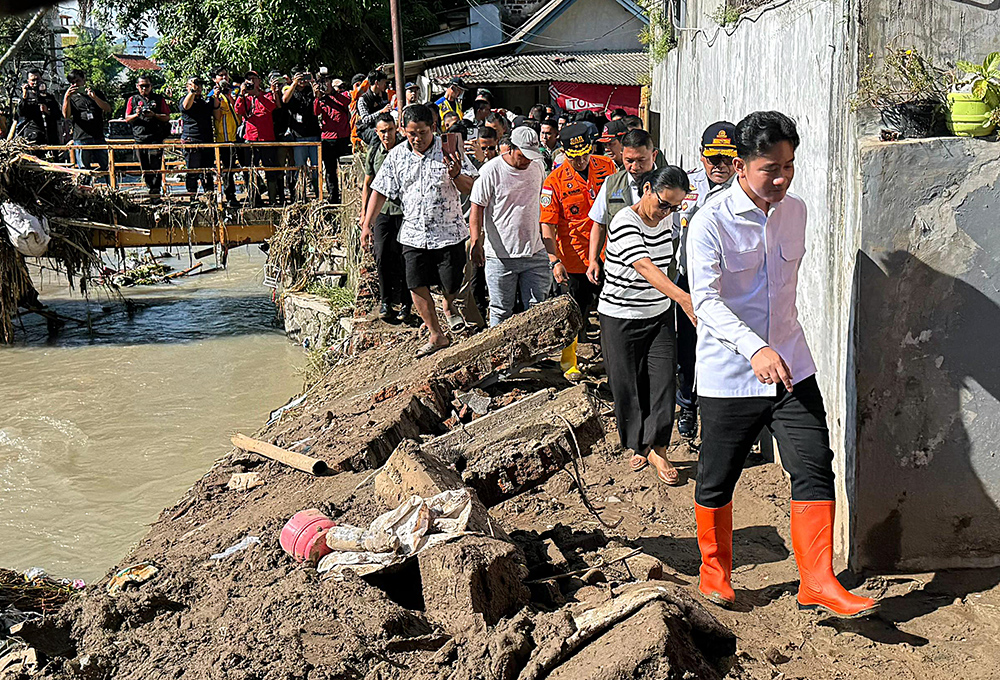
left=445, top=312, right=466, bottom=332
left=415, top=340, right=449, bottom=358
left=629, top=453, right=648, bottom=472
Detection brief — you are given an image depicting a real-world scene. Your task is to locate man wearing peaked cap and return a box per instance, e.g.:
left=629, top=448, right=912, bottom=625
left=598, top=118, right=630, bottom=168
left=436, top=77, right=467, bottom=120
left=672, top=121, right=738, bottom=441
left=540, top=122, right=617, bottom=381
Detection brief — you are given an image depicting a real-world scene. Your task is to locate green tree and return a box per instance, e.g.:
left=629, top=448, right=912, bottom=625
left=0, top=9, right=53, bottom=125
left=87, top=0, right=465, bottom=82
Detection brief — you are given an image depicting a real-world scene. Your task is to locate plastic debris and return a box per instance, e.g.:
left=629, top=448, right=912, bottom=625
left=226, top=472, right=264, bottom=492
left=317, top=489, right=476, bottom=580
left=2, top=202, right=50, bottom=257
left=107, top=562, right=159, bottom=595
left=210, top=536, right=261, bottom=560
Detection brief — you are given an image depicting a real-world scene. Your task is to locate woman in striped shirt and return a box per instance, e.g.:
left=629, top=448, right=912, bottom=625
left=598, top=165, right=696, bottom=485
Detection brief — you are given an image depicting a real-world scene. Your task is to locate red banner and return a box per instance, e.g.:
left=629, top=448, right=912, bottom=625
left=548, top=81, right=641, bottom=117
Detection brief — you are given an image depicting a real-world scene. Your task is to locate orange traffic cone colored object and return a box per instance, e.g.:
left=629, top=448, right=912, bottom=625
left=791, top=501, right=878, bottom=618
left=695, top=502, right=735, bottom=606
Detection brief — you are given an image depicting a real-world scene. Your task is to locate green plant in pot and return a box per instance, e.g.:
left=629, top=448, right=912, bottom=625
left=947, top=52, right=1000, bottom=137
left=853, top=41, right=947, bottom=138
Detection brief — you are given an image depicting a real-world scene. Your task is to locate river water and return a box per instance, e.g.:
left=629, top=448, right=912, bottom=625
left=0, top=248, right=302, bottom=582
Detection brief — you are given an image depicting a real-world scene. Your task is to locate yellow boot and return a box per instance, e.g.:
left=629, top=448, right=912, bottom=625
left=560, top=339, right=582, bottom=382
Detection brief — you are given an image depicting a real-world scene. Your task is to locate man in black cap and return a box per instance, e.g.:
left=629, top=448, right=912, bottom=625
left=673, top=121, right=738, bottom=439
left=404, top=82, right=420, bottom=106
left=436, top=77, right=467, bottom=119
left=598, top=118, right=630, bottom=168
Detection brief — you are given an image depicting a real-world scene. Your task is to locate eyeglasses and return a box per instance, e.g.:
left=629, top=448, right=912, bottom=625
left=706, top=155, right=734, bottom=166
left=138, top=84, right=151, bottom=89
left=654, top=195, right=682, bottom=214
left=481, top=144, right=498, bottom=151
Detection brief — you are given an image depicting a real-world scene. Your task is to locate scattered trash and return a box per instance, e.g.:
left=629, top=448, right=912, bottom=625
left=280, top=510, right=336, bottom=564
left=2, top=201, right=50, bottom=257
left=0, top=637, right=38, bottom=675
left=0, top=607, right=41, bottom=634
left=231, top=432, right=327, bottom=476
left=226, top=472, right=264, bottom=492
left=316, top=489, right=476, bottom=580
left=454, top=388, right=492, bottom=416
left=107, top=562, right=159, bottom=594
left=210, top=536, right=261, bottom=561
left=1, top=567, right=80, bottom=614
left=267, top=393, right=308, bottom=424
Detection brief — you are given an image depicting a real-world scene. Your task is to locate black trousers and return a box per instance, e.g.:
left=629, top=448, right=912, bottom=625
left=137, top=148, right=163, bottom=193
left=183, top=146, right=215, bottom=194
left=246, top=146, right=279, bottom=204
left=600, top=309, right=676, bottom=454
left=562, top=273, right=601, bottom=342
left=696, top=375, right=836, bottom=508
left=218, top=147, right=239, bottom=202
left=373, top=212, right=407, bottom=306
left=322, top=138, right=351, bottom=204
left=675, top=272, right=697, bottom=410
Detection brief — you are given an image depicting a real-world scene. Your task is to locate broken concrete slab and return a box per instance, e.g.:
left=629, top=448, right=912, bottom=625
left=422, top=385, right=603, bottom=506
left=418, top=535, right=530, bottom=635
left=373, top=440, right=508, bottom=541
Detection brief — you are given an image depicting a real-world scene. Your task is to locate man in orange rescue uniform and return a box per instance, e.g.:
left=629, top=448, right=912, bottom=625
left=540, top=122, right=616, bottom=381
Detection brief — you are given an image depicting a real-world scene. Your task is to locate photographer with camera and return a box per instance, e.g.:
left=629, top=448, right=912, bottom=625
left=15, top=69, right=61, bottom=156
left=209, top=67, right=240, bottom=206
left=125, top=75, right=172, bottom=197
left=283, top=70, right=321, bottom=198
left=314, top=74, right=352, bottom=204
left=180, top=77, right=216, bottom=199
left=234, top=70, right=280, bottom=207
left=61, top=69, right=112, bottom=182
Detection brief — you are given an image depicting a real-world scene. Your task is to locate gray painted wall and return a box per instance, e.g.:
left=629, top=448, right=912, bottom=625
left=530, top=0, right=645, bottom=52
left=651, top=0, right=1000, bottom=571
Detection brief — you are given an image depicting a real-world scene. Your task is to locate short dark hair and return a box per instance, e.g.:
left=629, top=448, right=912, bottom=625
left=734, top=111, right=800, bottom=160
left=209, top=66, right=228, bottom=79
left=402, top=103, right=435, bottom=127
left=136, top=75, right=152, bottom=84
left=368, top=70, right=387, bottom=84
left=541, top=118, right=558, bottom=129
left=446, top=122, right=467, bottom=141
left=442, top=110, right=459, bottom=121
left=498, top=134, right=512, bottom=148
left=68, top=69, right=86, bottom=82
left=474, top=100, right=491, bottom=112
left=610, top=108, right=627, bottom=119
left=528, top=104, right=545, bottom=121
left=374, top=112, right=396, bottom=127
left=485, top=111, right=509, bottom=132
left=638, top=165, right=689, bottom=196
left=623, top=115, right=642, bottom=130
left=478, top=125, right=498, bottom=140
left=351, top=73, right=365, bottom=86
left=621, top=129, right=653, bottom=150
left=26, top=68, right=41, bottom=77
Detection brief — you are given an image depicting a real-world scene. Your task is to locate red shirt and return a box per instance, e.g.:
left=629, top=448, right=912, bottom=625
left=233, top=93, right=277, bottom=141
left=314, top=91, right=351, bottom=140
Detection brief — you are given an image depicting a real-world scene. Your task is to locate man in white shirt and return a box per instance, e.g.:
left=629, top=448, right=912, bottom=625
left=469, top=127, right=553, bottom=326
left=687, top=111, right=877, bottom=619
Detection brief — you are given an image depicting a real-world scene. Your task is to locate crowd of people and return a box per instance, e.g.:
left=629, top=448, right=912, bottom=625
left=359, top=90, right=879, bottom=620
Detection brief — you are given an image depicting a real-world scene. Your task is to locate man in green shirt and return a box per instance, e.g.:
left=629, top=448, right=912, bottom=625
left=360, top=113, right=410, bottom=323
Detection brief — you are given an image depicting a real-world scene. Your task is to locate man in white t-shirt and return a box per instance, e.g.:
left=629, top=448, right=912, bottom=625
left=470, top=126, right=556, bottom=326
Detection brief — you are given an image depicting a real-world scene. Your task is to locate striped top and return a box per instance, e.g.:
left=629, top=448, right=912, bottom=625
left=597, top=206, right=676, bottom=319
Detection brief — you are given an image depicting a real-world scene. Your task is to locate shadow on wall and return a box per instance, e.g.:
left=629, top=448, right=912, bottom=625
left=854, top=250, right=1000, bottom=575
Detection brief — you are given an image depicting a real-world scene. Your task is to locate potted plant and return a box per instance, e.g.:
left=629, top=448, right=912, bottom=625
left=946, top=52, right=1000, bottom=137
left=853, top=41, right=947, bottom=138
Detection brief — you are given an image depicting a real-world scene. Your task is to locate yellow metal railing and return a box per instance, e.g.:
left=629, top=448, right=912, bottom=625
left=34, top=140, right=328, bottom=206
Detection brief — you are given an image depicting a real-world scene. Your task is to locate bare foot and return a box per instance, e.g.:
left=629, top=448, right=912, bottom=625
left=648, top=447, right=681, bottom=486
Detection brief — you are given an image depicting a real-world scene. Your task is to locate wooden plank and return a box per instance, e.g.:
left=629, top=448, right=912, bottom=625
left=88, top=222, right=276, bottom=248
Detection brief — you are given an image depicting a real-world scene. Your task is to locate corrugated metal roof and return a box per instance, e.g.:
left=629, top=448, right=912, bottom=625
left=113, top=54, right=161, bottom=71
left=425, top=51, right=648, bottom=86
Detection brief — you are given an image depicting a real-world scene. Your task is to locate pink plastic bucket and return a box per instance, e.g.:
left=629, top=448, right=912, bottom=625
left=280, top=509, right=335, bottom=564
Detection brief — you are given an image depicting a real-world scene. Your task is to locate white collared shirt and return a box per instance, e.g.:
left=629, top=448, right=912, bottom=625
left=687, top=179, right=816, bottom=398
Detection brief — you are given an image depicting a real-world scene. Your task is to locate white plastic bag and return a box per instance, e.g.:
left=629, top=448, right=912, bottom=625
left=1, top=202, right=50, bottom=257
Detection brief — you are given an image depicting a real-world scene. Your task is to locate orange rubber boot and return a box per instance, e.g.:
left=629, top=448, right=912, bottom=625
left=791, top=501, right=878, bottom=618
left=695, top=502, right=735, bottom=607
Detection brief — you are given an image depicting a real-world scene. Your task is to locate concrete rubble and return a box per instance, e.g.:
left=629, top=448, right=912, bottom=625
left=7, top=296, right=739, bottom=680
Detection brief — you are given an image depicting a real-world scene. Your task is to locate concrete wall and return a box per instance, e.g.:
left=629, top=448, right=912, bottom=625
left=652, top=0, right=862, bottom=560
left=424, top=3, right=504, bottom=52
left=530, top=0, right=645, bottom=52
left=854, top=137, right=1000, bottom=571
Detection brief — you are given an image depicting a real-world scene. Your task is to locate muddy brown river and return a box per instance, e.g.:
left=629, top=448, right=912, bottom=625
left=0, top=248, right=302, bottom=582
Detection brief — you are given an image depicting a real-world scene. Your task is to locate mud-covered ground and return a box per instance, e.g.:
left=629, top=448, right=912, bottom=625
left=9, top=318, right=1000, bottom=680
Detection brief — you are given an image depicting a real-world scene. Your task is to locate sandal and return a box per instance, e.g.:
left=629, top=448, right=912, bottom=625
left=415, top=340, right=449, bottom=358
left=445, top=312, right=466, bottom=332
left=629, top=453, right=648, bottom=472
left=648, top=449, right=683, bottom=486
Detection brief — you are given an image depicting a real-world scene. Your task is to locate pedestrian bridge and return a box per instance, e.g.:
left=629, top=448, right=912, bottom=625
left=34, top=140, right=344, bottom=249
